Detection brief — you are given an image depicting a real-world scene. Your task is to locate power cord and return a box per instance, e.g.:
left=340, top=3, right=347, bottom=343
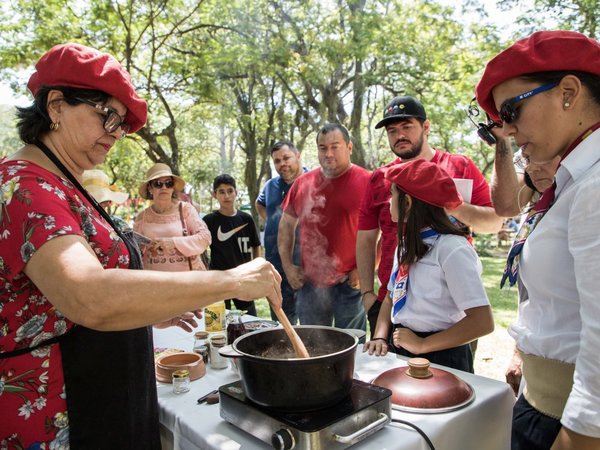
left=390, top=418, right=436, bottom=450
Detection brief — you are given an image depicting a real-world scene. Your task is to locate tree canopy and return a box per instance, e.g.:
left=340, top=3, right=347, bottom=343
left=0, top=0, right=592, bottom=220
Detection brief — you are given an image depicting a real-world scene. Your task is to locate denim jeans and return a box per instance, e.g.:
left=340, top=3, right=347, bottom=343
left=269, top=276, right=298, bottom=325
left=297, top=280, right=367, bottom=333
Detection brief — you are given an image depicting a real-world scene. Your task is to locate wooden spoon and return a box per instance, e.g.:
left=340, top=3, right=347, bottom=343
left=273, top=307, right=310, bottom=358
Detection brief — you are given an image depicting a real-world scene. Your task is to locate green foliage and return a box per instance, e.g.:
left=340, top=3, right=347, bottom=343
left=473, top=232, right=496, bottom=256
left=0, top=105, right=20, bottom=158
left=0, top=0, right=584, bottom=199
left=499, top=0, right=599, bottom=38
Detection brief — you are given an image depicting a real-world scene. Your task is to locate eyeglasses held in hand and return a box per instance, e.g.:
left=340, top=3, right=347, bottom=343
left=499, top=83, right=558, bottom=124
left=74, top=97, right=131, bottom=138
left=467, top=97, right=499, bottom=146
left=150, top=179, right=175, bottom=189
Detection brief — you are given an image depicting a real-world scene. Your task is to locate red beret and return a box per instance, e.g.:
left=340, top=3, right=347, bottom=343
left=476, top=30, right=600, bottom=122
left=27, top=43, right=147, bottom=133
left=384, top=159, right=463, bottom=210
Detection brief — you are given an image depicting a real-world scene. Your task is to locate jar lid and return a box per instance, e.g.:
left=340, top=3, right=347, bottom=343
left=371, top=358, right=475, bottom=413
left=211, top=335, right=226, bottom=345
left=195, top=331, right=208, bottom=339
left=172, top=369, right=190, bottom=378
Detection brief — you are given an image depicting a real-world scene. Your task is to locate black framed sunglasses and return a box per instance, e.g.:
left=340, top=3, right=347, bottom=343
left=74, top=97, right=131, bottom=138
left=499, top=82, right=558, bottom=124
left=149, top=179, right=175, bottom=189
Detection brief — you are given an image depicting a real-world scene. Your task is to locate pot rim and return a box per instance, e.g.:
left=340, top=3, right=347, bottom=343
left=232, top=325, right=359, bottom=361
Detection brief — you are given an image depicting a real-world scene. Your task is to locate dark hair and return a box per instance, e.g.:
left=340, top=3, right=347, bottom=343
left=521, top=71, right=600, bottom=106
left=395, top=190, right=470, bottom=267
left=213, top=174, right=236, bottom=191
left=271, top=140, right=298, bottom=154
left=316, top=123, right=351, bottom=145
left=16, top=86, right=109, bottom=144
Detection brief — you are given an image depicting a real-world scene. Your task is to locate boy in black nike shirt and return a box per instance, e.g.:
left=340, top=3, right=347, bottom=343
left=203, top=174, right=261, bottom=315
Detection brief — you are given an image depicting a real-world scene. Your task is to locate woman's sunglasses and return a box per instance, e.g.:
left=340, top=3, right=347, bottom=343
left=499, top=82, right=558, bottom=124
left=150, top=179, right=175, bottom=189
left=74, top=97, right=131, bottom=138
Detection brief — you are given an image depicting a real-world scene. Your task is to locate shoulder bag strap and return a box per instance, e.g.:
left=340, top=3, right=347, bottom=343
left=178, top=202, right=194, bottom=270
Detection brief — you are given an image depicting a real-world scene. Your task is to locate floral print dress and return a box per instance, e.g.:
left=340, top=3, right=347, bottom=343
left=0, top=160, right=130, bottom=449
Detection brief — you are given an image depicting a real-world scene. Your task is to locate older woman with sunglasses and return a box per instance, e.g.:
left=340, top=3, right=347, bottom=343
left=0, top=43, right=282, bottom=448
left=476, top=31, right=600, bottom=450
left=134, top=163, right=211, bottom=272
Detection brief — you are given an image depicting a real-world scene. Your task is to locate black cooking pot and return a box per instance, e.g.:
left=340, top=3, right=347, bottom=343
left=220, top=325, right=361, bottom=411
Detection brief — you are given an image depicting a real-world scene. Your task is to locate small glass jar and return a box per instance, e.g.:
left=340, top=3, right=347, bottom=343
left=226, top=310, right=247, bottom=345
left=172, top=369, right=190, bottom=394
left=193, top=331, right=210, bottom=365
left=209, top=335, right=228, bottom=370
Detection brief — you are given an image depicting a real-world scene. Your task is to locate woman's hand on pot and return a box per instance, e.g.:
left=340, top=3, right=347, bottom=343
left=363, top=338, right=389, bottom=356
left=229, top=258, right=283, bottom=309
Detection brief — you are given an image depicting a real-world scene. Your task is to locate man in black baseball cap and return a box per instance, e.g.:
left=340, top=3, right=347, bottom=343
left=375, top=96, right=427, bottom=129
left=357, top=94, right=501, bottom=347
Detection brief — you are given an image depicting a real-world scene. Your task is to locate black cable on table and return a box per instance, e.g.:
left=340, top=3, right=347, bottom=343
left=391, top=418, right=436, bottom=450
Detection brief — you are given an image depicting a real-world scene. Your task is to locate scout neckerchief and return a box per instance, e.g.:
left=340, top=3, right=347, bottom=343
left=391, top=227, right=439, bottom=318
left=501, top=121, right=600, bottom=288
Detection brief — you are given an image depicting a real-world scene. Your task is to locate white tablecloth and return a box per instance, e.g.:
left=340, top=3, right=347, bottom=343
left=153, top=325, right=514, bottom=450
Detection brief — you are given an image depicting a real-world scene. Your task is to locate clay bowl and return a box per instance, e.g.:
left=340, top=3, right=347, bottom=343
left=156, top=352, right=206, bottom=383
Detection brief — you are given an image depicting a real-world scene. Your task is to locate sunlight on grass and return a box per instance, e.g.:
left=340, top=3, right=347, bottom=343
left=481, top=256, right=518, bottom=328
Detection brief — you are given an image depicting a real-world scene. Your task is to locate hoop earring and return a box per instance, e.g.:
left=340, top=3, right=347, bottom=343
left=50, top=122, right=60, bottom=131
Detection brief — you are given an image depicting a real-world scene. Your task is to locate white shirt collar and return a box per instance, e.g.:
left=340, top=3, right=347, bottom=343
left=555, top=128, right=600, bottom=198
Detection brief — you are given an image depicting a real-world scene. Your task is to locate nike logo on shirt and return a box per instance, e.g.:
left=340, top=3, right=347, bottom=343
left=217, top=224, right=248, bottom=241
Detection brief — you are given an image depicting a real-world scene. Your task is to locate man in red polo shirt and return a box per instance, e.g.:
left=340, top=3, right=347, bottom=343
left=279, top=123, right=371, bottom=331
left=357, top=96, right=502, bottom=338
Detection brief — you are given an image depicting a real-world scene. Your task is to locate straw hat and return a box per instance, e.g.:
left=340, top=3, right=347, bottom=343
left=82, top=170, right=129, bottom=204
left=138, top=163, right=185, bottom=199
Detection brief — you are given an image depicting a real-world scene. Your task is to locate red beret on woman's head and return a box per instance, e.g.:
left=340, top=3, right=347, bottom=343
left=476, top=30, right=600, bottom=122
left=27, top=43, right=147, bottom=133
left=384, top=159, right=463, bottom=210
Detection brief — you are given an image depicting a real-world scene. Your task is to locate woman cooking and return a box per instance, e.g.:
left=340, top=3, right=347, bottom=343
left=134, top=163, right=211, bottom=271
left=0, top=43, right=282, bottom=448
left=476, top=30, right=600, bottom=450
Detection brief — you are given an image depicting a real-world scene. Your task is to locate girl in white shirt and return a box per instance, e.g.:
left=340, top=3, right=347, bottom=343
left=363, top=159, right=494, bottom=372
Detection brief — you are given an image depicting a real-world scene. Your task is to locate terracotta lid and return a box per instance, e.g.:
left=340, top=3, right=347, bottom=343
left=371, top=357, right=475, bottom=413
left=155, top=352, right=206, bottom=383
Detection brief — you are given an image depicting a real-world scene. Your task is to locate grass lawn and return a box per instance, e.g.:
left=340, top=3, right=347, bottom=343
left=252, top=254, right=518, bottom=329
left=480, top=255, right=518, bottom=328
